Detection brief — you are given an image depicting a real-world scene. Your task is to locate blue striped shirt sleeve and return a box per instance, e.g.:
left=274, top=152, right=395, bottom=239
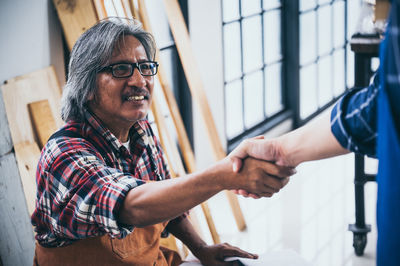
left=330, top=74, right=380, bottom=158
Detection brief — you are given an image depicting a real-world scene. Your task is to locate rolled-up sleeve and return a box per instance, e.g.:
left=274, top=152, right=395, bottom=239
left=33, top=140, right=146, bottom=246
left=330, top=74, right=379, bottom=157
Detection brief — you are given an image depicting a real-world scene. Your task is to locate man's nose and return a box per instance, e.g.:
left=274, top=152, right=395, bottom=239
left=127, top=67, right=146, bottom=87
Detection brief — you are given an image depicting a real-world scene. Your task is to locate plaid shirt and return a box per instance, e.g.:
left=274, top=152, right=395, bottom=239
left=31, top=109, right=171, bottom=247
left=330, top=74, right=379, bottom=157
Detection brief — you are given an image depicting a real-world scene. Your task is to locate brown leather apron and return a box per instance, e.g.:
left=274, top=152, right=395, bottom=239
left=33, top=222, right=182, bottom=266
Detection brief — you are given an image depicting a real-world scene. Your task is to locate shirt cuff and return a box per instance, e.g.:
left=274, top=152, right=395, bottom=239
left=95, top=173, right=145, bottom=239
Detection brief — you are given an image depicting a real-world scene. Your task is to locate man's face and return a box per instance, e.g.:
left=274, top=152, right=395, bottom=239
left=88, top=35, right=154, bottom=131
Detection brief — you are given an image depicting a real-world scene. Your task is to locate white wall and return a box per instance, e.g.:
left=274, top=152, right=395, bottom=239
left=188, top=0, right=226, bottom=169
left=0, top=1, right=64, bottom=265
left=0, top=0, right=65, bottom=84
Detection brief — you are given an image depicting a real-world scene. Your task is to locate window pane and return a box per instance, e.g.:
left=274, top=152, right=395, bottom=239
left=318, top=5, right=332, bottom=56
left=333, top=1, right=345, bottom=48
left=300, top=64, right=318, bottom=119
left=264, top=9, right=282, bottom=64
left=222, top=0, right=240, bottom=22
left=318, top=55, right=333, bottom=106
left=160, top=48, right=179, bottom=95
left=300, top=0, right=316, bottom=12
left=242, top=16, right=263, bottom=73
left=224, top=22, right=242, bottom=81
left=241, top=0, right=261, bottom=17
left=225, top=80, right=244, bottom=138
left=333, top=48, right=345, bottom=96
left=145, top=0, right=173, bottom=48
left=265, top=62, right=283, bottom=116
left=347, top=44, right=355, bottom=88
left=244, top=71, right=264, bottom=128
left=300, top=11, right=317, bottom=65
left=347, top=0, right=362, bottom=39
left=318, top=0, right=331, bottom=5
left=263, top=0, right=280, bottom=10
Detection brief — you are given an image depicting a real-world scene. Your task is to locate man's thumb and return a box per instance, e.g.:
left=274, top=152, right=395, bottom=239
left=231, top=157, right=243, bottom=173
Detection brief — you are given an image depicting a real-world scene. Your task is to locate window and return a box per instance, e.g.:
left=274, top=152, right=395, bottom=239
left=222, top=0, right=286, bottom=148
left=299, top=0, right=348, bottom=119
left=222, top=0, right=360, bottom=150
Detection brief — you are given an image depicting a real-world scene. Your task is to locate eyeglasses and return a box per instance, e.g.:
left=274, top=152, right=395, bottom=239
left=101, top=61, right=159, bottom=78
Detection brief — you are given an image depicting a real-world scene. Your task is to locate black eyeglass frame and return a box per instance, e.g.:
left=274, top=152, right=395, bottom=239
left=100, top=61, right=159, bottom=78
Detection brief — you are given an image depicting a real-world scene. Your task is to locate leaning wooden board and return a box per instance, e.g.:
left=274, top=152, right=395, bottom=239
left=162, top=0, right=247, bottom=231
left=2, top=66, right=62, bottom=146
left=52, top=0, right=98, bottom=50
left=2, top=66, right=63, bottom=214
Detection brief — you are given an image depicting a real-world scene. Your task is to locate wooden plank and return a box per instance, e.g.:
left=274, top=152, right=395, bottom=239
left=162, top=0, right=247, bottom=231
left=2, top=66, right=63, bottom=147
left=28, top=100, right=57, bottom=149
left=93, top=0, right=107, bottom=20
left=129, top=0, right=140, bottom=19
left=13, top=142, right=41, bottom=216
left=137, top=0, right=221, bottom=243
left=150, top=96, right=220, bottom=243
left=151, top=97, right=186, bottom=177
left=121, top=0, right=134, bottom=19
left=112, top=0, right=127, bottom=18
left=52, top=0, right=98, bottom=50
left=162, top=0, right=226, bottom=161
left=138, top=0, right=197, bottom=174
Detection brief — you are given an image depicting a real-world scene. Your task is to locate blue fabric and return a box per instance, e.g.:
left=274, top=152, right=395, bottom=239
left=376, top=2, right=400, bottom=264
left=331, top=1, right=400, bottom=264
left=330, top=75, right=379, bottom=157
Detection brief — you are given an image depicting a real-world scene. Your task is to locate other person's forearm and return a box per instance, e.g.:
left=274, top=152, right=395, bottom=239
left=277, top=112, right=349, bottom=167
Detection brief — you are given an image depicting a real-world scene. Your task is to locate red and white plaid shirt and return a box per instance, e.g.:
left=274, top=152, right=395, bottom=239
left=31, top=109, right=171, bottom=247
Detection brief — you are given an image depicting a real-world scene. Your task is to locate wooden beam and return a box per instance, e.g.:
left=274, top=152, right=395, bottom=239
left=138, top=0, right=197, bottom=174
left=151, top=97, right=186, bottom=177
left=52, top=0, right=98, bottom=50
left=137, top=0, right=221, bottom=243
left=14, top=142, right=41, bottom=215
left=28, top=100, right=57, bottom=149
left=2, top=66, right=63, bottom=146
left=151, top=96, right=220, bottom=244
left=162, top=0, right=247, bottom=231
left=93, top=0, right=107, bottom=20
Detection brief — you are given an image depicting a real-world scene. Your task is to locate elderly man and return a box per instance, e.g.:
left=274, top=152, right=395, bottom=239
left=31, top=19, right=293, bottom=265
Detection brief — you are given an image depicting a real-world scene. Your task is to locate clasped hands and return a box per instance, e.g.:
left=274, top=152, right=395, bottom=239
left=228, top=136, right=295, bottom=199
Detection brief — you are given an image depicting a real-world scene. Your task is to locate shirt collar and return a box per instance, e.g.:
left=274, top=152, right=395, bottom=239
left=83, top=108, right=149, bottom=153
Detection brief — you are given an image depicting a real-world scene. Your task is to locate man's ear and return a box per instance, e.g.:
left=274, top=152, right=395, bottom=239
left=87, top=93, right=94, bottom=101
left=87, top=89, right=96, bottom=101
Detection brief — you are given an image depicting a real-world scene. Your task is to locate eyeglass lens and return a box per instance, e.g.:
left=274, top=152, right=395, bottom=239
left=112, top=62, right=157, bottom=77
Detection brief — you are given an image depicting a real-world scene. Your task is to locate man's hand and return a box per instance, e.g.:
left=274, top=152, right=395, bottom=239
left=228, top=136, right=296, bottom=198
left=229, top=136, right=295, bottom=172
left=193, top=242, right=258, bottom=266
left=229, top=157, right=292, bottom=198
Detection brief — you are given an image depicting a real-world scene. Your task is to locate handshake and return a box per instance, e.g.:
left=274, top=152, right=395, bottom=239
left=224, top=135, right=296, bottom=199
left=224, top=113, right=348, bottom=199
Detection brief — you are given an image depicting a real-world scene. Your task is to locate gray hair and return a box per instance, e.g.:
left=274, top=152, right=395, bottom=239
left=61, top=18, right=156, bottom=121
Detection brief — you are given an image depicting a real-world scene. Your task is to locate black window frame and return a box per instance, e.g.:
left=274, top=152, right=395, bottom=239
left=221, top=0, right=352, bottom=152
